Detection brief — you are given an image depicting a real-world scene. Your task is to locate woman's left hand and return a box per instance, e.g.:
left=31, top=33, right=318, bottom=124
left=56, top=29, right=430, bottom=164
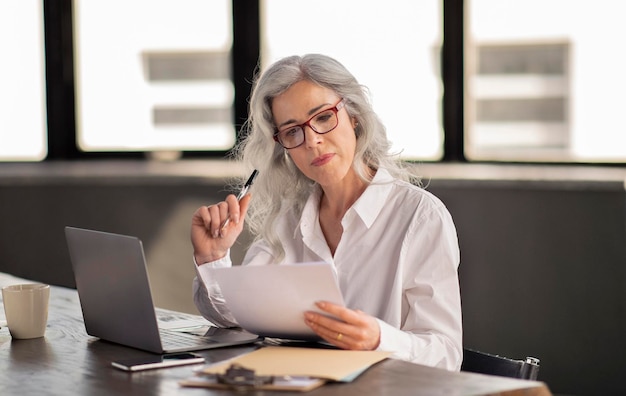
left=304, top=301, right=381, bottom=351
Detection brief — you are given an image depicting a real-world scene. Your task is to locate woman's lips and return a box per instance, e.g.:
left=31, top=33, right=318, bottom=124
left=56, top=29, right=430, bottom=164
left=311, top=153, right=334, bottom=166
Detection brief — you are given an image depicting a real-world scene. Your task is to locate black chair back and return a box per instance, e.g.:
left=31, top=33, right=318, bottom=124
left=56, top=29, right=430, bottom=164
left=461, top=348, right=540, bottom=380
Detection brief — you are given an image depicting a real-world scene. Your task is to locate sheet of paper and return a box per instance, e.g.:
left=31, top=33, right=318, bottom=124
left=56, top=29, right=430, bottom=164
left=201, top=346, right=391, bottom=382
left=211, top=262, right=345, bottom=339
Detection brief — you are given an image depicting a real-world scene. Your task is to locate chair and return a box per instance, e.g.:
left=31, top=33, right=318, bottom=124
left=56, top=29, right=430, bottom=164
left=461, top=347, right=540, bottom=380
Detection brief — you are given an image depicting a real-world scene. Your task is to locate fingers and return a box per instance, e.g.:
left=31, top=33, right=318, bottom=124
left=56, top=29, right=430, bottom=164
left=304, top=302, right=381, bottom=351
left=223, top=195, right=240, bottom=226
left=238, top=194, right=252, bottom=219
left=190, top=193, right=253, bottom=265
left=315, top=301, right=363, bottom=323
left=207, top=201, right=229, bottom=238
left=222, top=193, right=252, bottom=227
left=305, top=314, right=353, bottom=346
left=201, top=193, right=253, bottom=238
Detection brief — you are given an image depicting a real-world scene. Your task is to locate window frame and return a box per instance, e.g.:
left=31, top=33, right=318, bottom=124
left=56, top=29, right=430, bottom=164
left=38, top=0, right=626, bottom=166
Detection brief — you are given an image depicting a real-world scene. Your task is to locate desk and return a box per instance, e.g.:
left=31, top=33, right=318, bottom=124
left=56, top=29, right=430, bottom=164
left=0, top=273, right=552, bottom=395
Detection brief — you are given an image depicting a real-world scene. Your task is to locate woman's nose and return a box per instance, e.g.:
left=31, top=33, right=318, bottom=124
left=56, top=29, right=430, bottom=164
left=303, top=126, right=322, bottom=148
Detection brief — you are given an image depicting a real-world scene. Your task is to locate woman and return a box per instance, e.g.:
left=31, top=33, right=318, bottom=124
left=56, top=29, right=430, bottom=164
left=191, top=54, right=462, bottom=371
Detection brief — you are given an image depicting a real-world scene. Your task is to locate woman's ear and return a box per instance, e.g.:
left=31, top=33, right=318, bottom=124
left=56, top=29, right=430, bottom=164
left=352, top=118, right=359, bottom=129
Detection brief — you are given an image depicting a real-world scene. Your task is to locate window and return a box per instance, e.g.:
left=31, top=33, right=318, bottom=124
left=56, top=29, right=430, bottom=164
left=73, top=0, right=234, bottom=154
left=467, top=0, right=626, bottom=162
left=469, top=42, right=570, bottom=160
left=0, top=0, right=47, bottom=161
left=262, top=0, right=443, bottom=160
left=6, top=1, right=626, bottom=164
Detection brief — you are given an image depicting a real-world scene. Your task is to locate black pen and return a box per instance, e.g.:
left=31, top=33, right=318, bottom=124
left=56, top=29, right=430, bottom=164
left=220, top=169, right=258, bottom=231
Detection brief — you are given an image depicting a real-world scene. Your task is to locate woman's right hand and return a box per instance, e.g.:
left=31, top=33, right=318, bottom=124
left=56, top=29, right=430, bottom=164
left=191, top=193, right=252, bottom=265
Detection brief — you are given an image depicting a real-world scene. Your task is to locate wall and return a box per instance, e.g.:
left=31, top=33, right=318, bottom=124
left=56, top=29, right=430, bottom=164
left=0, top=161, right=624, bottom=395
left=431, top=178, right=626, bottom=396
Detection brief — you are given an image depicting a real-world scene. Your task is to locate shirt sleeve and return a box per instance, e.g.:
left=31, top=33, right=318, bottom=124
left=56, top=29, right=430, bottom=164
left=375, top=198, right=463, bottom=371
left=192, top=252, right=239, bottom=327
left=192, top=240, right=277, bottom=327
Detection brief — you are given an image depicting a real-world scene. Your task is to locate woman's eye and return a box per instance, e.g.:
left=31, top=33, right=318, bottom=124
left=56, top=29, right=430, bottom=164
left=284, top=128, right=300, bottom=137
left=315, top=114, right=332, bottom=123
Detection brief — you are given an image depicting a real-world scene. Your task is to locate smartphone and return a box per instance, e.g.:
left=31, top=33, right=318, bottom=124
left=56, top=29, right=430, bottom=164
left=111, top=352, right=205, bottom=372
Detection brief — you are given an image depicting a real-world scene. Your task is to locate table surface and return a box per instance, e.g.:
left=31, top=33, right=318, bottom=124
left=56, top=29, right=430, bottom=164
left=0, top=273, right=552, bottom=396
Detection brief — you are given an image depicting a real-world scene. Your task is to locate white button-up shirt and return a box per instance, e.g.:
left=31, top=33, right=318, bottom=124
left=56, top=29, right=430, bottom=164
left=194, top=168, right=462, bottom=370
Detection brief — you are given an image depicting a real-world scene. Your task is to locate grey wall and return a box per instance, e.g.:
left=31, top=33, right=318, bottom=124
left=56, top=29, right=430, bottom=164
left=0, top=177, right=253, bottom=314
left=430, top=179, right=626, bottom=396
left=0, top=163, right=624, bottom=395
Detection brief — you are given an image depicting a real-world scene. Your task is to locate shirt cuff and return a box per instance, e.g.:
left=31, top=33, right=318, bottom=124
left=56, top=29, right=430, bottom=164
left=375, top=318, right=411, bottom=359
left=194, top=251, right=232, bottom=287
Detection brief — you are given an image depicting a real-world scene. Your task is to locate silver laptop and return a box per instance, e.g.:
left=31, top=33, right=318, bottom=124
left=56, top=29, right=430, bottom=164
left=65, top=226, right=260, bottom=354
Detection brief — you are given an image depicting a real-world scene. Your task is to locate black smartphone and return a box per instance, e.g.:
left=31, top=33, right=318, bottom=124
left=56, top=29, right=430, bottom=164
left=111, top=353, right=205, bottom=372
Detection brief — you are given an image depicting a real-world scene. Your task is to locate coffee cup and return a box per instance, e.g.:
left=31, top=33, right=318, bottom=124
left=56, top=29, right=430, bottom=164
left=2, top=283, right=50, bottom=339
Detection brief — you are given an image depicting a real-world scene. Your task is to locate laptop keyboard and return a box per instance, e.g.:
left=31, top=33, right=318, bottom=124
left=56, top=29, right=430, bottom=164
left=159, top=328, right=214, bottom=349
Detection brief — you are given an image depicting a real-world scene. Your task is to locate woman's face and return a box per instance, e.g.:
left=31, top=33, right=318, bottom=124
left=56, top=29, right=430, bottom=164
left=271, top=80, right=358, bottom=188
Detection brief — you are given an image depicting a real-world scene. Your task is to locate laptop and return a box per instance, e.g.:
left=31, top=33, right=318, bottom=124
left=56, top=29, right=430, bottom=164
left=64, top=226, right=261, bottom=354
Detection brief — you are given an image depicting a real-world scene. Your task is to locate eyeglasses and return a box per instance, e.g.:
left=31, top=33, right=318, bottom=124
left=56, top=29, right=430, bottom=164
left=273, top=99, right=346, bottom=149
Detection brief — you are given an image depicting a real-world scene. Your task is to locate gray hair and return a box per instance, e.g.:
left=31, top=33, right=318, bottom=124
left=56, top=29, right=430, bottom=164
left=233, top=54, right=417, bottom=262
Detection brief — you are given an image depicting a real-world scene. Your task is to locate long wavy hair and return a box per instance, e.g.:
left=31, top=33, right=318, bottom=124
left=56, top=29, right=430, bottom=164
left=232, top=54, right=418, bottom=262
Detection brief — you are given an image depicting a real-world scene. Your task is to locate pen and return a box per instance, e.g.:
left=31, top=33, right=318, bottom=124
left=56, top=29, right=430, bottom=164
left=220, top=169, right=259, bottom=231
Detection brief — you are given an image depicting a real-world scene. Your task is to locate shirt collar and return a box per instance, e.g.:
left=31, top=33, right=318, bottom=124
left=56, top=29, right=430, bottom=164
left=350, top=168, right=394, bottom=228
left=300, top=167, right=394, bottom=236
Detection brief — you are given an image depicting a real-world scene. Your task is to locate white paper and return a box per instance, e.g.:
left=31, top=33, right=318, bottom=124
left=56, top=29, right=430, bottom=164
left=211, top=262, right=345, bottom=340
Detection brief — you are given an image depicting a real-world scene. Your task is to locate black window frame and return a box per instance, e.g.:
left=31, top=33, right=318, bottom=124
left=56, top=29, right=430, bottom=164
left=42, top=0, right=466, bottom=162
left=44, top=0, right=622, bottom=166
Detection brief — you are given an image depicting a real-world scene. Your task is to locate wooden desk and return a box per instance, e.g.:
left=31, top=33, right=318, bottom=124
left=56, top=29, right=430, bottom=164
left=0, top=273, right=552, bottom=395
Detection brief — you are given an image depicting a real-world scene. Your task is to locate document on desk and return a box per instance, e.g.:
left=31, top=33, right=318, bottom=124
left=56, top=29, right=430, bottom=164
left=200, top=346, right=392, bottom=382
left=211, top=262, right=345, bottom=340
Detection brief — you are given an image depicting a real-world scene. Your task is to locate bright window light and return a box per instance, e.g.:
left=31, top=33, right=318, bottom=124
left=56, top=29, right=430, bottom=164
left=0, top=0, right=47, bottom=161
left=467, top=0, right=626, bottom=162
left=74, top=0, right=234, bottom=152
left=262, top=0, right=443, bottom=160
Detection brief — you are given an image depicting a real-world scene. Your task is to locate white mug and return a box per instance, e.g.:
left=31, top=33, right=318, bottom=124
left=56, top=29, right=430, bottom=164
left=2, top=283, right=50, bottom=339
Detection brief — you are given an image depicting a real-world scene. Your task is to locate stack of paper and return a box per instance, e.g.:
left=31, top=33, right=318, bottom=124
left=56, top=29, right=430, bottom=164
left=180, top=346, right=391, bottom=391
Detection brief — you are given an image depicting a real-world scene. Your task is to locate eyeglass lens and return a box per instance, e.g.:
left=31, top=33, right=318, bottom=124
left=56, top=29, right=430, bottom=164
left=277, top=109, right=338, bottom=149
